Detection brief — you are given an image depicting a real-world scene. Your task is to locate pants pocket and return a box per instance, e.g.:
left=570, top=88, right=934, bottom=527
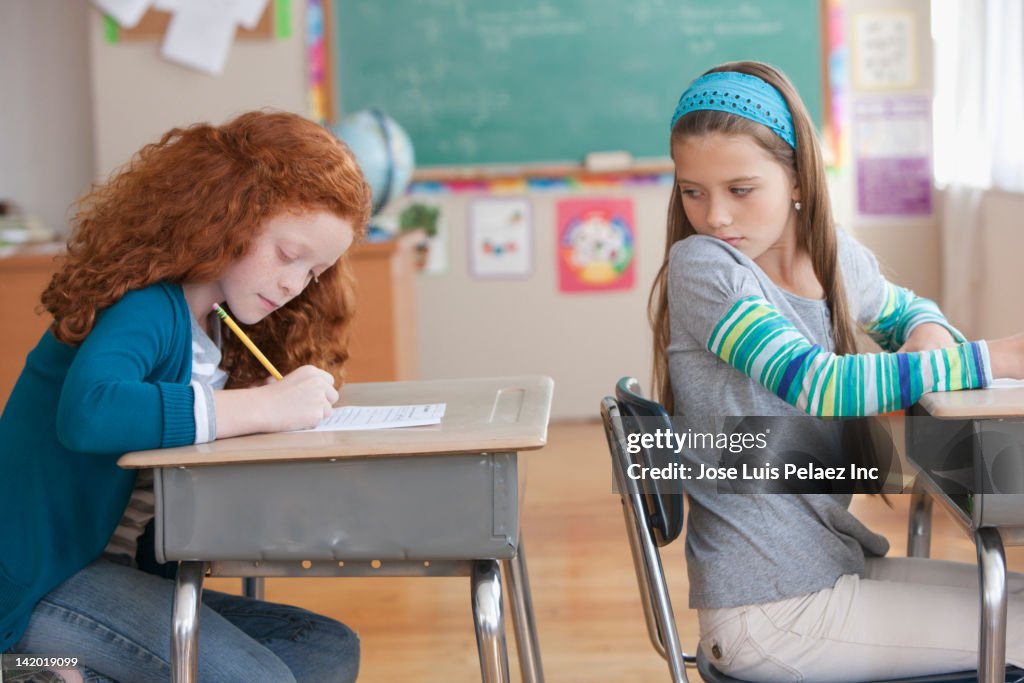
left=698, top=608, right=750, bottom=669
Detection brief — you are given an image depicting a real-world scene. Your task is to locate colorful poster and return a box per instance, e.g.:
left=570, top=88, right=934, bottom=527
left=468, top=198, right=532, bottom=279
left=306, top=0, right=329, bottom=124
left=556, top=198, right=635, bottom=293
left=825, top=0, right=848, bottom=168
left=854, top=96, right=932, bottom=216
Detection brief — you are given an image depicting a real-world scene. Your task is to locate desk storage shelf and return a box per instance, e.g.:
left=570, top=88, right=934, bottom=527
left=154, top=452, right=519, bottom=564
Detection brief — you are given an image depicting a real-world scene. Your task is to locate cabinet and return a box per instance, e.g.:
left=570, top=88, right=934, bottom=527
left=0, top=246, right=61, bottom=409
left=0, top=234, right=419, bottom=410
left=345, top=231, right=421, bottom=383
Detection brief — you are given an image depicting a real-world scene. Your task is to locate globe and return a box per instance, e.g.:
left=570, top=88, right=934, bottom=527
left=332, top=110, right=415, bottom=216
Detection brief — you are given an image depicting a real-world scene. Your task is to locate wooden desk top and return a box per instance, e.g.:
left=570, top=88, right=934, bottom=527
left=119, top=375, right=554, bottom=468
left=917, top=379, right=1024, bottom=418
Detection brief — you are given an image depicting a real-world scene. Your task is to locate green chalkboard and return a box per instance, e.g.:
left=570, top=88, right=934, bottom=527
left=332, top=0, right=823, bottom=168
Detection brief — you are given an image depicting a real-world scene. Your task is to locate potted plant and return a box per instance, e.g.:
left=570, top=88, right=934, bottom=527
left=398, top=203, right=440, bottom=270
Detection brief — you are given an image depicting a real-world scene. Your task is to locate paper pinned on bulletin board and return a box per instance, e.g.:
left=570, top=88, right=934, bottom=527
left=854, top=96, right=933, bottom=217
left=556, top=198, right=635, bottom=293
left=468, top=198, right=532, bottom=279
left=235, top=0, right=271, bottom=29
left=92, top=0, right=152, bottom=28
left=158, top=0, right=270, bottom=75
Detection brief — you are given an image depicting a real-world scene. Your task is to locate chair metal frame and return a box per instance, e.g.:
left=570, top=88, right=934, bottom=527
left=601, top=377, right=694, bottom=683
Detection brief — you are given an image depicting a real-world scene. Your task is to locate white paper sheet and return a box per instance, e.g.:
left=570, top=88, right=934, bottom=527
left=235, top=0, right=270, bottom=29
left=160, top=0, right=238, bottom=75
left=306, top=404, right=447, bottom=432
left=92, top=0, right=152, bottom=28
left=989, top=379, right=1024, bottom=389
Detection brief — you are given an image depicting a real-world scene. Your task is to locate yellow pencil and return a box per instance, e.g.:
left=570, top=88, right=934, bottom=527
left=212, top=303, right=283, bottom=380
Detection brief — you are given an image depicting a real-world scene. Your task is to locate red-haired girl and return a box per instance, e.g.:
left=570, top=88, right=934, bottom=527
left=0, top=110, right=372, bottom=682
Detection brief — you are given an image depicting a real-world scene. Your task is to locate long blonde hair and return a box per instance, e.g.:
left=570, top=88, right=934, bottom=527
left=648, top=61, right=856, bottom=414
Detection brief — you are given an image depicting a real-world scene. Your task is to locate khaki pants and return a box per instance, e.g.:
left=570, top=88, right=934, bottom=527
left=698, top=557, right=1024, bottom=682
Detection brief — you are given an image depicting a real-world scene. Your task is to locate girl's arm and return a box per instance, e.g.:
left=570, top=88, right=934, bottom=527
left=56, top=289, right=195, bottom=453
left=711, top=295, right=990, bottom=417
left=840, top=230, right=963, bottom=351
left=988, top=334, right=1024, bottom=379
left=862, top=281, right=961, bottom=351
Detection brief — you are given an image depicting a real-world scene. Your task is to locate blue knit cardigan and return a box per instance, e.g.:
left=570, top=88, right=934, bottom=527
left=0, top=282, right=196, bottom=651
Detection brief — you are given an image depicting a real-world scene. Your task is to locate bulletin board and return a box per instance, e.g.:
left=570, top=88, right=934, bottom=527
left=331, top=0, right=824, bottom=168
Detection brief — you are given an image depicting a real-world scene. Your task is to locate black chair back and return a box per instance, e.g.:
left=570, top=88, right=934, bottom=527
left=612, top=377, right=684, bottom=546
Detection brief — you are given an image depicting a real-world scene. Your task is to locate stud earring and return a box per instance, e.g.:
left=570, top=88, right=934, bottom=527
left=794, top=201, right=802, bottom=211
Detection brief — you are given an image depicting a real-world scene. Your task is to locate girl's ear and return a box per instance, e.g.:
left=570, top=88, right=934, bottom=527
left=791, top=185, right=801, bottom=203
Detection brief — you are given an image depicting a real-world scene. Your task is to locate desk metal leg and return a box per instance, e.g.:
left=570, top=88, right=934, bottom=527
left=976, top=527, right=1007, bottom=683
left=171, top=561, right=206, bottom=683
left=907, top=486, right=933, bottom=558
left=504, top=540, right=544, bottom=683
left=242, top=577, right=265, bottom=600
left=472, top=560, right=511, bottom=683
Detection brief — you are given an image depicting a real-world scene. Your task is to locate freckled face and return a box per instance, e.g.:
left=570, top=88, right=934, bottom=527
left=672, top=132, right=799, bottom=260
left=218, top=209, right=355, bottom=324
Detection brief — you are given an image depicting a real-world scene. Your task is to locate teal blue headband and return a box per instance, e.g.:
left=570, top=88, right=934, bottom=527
left=670, top=71, right=796, bottom=149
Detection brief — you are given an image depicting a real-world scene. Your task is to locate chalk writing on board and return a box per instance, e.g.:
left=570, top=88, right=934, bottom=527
left=335, top=0, right=822, bottom=166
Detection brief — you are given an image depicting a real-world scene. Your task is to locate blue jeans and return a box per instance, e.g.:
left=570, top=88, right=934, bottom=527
left=12, top=559, right=359, bottom=683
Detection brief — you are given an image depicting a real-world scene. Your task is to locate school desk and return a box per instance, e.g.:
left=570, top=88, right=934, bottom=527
left=118, top=375, right=554, bottom=683
left=906, top=382, right=1024, bottom=683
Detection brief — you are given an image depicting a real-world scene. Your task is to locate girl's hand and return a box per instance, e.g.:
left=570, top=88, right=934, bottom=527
left=897, top=323, right=957, bottom=353
left=214, top=365, right=338, bottom=438
left=256, top=365, right=339, bottom=431
left=987, top=333, right=1024, bottom=380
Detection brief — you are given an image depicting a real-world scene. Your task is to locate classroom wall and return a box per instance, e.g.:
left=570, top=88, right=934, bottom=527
left=975, top=190, right=1024, bottom=338
left=843, top=0, right=940, bottom=317
left=391, top=186, right=667, bottom=421
left=87, top=4, right=307, bottom=179
left=0, top=1, right=94, bottom=236
left=82, top=1, right=944, bottom=420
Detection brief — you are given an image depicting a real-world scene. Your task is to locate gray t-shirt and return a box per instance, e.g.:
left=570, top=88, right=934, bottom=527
left=667, top=230, right=892, bottom=609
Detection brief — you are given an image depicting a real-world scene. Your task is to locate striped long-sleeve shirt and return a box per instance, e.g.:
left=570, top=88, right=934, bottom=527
left=709, top=294, right=989, bottom=417
left=665, top=230, right=989, bottom=610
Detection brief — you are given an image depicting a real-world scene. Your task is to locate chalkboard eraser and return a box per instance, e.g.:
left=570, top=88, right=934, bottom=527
left=584, top=150, right=634, bottom=173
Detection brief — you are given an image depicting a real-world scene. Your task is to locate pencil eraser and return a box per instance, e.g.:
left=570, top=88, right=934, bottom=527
left=584, top=150, right=634, bottom=173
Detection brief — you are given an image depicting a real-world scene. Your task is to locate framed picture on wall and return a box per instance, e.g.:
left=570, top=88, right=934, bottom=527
left=467, top=197, right=532, bottom=279
left=556, top=197, right=635, bottom=294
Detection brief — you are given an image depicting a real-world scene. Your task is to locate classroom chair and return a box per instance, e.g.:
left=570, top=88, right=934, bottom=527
left=601, top=376, right=1024, bottom=683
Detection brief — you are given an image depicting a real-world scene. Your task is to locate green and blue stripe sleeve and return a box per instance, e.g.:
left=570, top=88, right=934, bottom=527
left=862, top=282, right=966, bottom=351
left=709, top=295, right=991, bottom=417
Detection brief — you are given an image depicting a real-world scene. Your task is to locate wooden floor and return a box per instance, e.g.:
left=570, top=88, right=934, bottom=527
left=206, top=421, right=1024, bottom=682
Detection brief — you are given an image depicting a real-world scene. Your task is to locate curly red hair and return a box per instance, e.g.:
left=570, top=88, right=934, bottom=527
left=42, top=110, right=372, bottom=388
